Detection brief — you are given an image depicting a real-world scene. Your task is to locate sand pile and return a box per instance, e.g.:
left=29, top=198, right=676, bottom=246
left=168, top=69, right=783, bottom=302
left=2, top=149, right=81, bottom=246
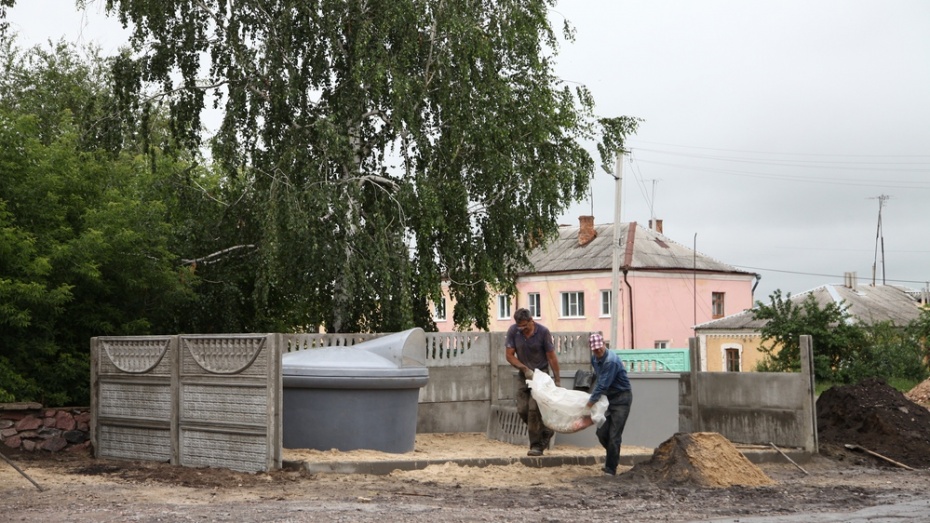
left=905, top=377, right=930, bottom=408
left=817, top=377, right=930, bottom=469
left=620, top=432, right=775, bottom=488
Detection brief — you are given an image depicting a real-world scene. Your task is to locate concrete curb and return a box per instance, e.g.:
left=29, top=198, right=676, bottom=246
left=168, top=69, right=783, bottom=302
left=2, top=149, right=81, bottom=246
left=282, top=448, right=812, bottom=475
left=285, top=453, right=655, bottom=475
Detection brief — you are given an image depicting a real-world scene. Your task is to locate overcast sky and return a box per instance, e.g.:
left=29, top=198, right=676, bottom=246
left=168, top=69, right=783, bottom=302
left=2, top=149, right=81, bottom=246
left=6, top=1, right=929, bottom=303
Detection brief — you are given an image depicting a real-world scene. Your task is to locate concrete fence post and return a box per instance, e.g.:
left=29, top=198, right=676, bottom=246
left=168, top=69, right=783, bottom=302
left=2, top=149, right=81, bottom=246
left=483, top=332, right=496, bottom=407
left=799, top=335, right=818, bottom=453
left=688, top=336, right=701, bottom=433
left=489, top=332, right=505, bottom=404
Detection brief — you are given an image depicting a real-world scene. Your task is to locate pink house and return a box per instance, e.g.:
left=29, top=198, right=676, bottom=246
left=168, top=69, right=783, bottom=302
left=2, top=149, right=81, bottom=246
left=434, top=217, right=758, bottom=349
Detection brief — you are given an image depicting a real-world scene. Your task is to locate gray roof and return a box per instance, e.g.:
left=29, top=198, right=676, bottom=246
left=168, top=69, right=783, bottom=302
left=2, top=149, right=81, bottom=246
left=693, top=307, right=766, bottom=331
left=523, top=221, right=755, bottom=276
left=696, top=283, right=924, bottom=331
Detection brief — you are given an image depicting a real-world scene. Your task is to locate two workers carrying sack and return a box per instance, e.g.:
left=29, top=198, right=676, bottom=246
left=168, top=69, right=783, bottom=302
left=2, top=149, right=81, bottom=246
left=526, top=369, right=607, bottom=433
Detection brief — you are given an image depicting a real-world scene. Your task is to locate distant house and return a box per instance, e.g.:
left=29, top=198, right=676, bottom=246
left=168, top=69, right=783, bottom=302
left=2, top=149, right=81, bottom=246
left=434, top=216, right=759, bottom=350
left=694, top=274, right=926, bottom=372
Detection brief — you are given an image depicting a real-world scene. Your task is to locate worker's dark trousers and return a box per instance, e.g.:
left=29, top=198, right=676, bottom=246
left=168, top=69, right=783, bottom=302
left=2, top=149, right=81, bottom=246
left=516, top=383, right=553, bottom=451
left=597, top=390, right=633, bottom=474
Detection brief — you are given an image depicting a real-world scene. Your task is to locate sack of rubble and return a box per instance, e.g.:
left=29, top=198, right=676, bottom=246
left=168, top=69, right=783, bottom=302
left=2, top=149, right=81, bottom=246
left=528, top=371, right=608, bottom=433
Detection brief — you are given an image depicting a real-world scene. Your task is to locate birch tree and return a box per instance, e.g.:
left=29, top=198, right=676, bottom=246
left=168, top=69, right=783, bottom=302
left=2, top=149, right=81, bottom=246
left=100, top=0, right=639, bottom=331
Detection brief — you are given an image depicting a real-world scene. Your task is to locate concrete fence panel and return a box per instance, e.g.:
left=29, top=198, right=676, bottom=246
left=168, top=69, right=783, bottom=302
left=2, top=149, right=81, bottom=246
left=91, top=334, right=282, bottom=473
left=91, top=336, right=176, bottom=464
left=686, top=335, right=817, bottom=452
left=177, top=334, right=281, bottom=472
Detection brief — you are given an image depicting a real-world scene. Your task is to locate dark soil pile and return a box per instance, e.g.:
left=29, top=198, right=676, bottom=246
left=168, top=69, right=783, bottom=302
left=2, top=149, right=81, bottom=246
left=620, top=432, right=775, bottom=488
left=817, top=377, right=930, bottom=469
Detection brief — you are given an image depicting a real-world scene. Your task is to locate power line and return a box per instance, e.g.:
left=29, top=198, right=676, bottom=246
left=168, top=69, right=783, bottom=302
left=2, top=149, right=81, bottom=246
left=629, top=139, right=930, bottom=159
left=731, top=264, right=927, bottom=286
left=634, top=147, right=930, bottom=171
left=632, top=159, right=930, bottom=190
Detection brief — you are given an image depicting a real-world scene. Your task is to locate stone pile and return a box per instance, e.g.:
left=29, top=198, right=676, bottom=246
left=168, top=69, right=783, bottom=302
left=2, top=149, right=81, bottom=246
left=0, top=403, right=91, bottom=453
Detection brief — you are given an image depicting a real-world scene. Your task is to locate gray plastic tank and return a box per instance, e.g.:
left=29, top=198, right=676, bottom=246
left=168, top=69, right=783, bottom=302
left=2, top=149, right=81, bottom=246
left=282, top=328, right=429, bottom=453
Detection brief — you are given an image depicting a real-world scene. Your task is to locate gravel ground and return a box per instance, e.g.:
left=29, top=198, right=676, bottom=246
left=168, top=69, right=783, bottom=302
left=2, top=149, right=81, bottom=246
left=3, top=437, right=930, bottom=523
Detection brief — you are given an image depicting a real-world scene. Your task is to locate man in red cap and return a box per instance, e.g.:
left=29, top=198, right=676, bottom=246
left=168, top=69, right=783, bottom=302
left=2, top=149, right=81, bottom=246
left=586, top=332, right=633, bottom=476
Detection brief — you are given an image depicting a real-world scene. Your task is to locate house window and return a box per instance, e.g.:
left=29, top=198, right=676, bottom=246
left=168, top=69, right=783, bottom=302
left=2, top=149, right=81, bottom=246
left=527, top=293, right=541, bottom=318
left=497, top=295, right=511, bottom=319
left=654, top=340, right=669, bottom=349
left=600, top=290, right=611, bottom=317
left=560, top=292, right=585, bottom=318
left=712, top=292, right=725, bottom=319
left=725, top=348, right=741, bottom=372
left=434, top=297, right=446, bottom=321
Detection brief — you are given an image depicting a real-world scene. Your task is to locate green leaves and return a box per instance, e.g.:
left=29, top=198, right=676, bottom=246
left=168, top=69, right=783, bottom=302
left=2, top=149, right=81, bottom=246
left=103, top=0, right=639, bottom=332
left=753, top=289, right=929, bottom=384
left=0, top=40, right=197, bottom=404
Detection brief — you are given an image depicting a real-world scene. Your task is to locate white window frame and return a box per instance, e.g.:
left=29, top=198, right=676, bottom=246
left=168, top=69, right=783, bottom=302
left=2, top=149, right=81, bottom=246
left=497, top=294, right=511, bottom=320
left=600, top=290, right=612, bottom=317
left=527, top=293, right=541, bottom=318
left=434, top=297, right=447, bottom=321
left=722, top=343, right=742, bottom=372
left=654, top=340, right=669, bottom=349
left=560, top=291, right=585, bottom=318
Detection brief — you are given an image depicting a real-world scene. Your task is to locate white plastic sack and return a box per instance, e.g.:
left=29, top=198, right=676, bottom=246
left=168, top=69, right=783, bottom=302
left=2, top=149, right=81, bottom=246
left=528, top=371, right=608, bottom=433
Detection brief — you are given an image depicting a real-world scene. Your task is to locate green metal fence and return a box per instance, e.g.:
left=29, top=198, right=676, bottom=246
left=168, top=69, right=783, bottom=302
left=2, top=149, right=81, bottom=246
left=613, top=348, right=690, bottom=372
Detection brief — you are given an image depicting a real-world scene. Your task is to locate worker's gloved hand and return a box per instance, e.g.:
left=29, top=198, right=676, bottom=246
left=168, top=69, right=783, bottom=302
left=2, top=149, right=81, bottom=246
left=523, top=368, right=535, bottom=380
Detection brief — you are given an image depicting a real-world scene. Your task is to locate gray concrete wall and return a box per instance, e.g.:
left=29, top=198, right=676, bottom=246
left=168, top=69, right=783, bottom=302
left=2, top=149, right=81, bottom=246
left=91, top=334, right=282, bottom=473
left=90, top=330, right=817, bottom=472
left=685, top=336, right=818, bottom=452
left=556, top=371, right=681, bottom=449
left=281, top=331, right=676, bottom=436
left=415, top=331, right=596, bottom=433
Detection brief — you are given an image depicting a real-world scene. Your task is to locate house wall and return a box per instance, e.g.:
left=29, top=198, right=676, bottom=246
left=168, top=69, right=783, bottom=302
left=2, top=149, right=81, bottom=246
left=435, top=271, right=756, bottom=355
left=627, top=272, right=754, bottom=350
left=504, top=272, right=613, bottom=334
left=697, top=332, right=766, bottom=372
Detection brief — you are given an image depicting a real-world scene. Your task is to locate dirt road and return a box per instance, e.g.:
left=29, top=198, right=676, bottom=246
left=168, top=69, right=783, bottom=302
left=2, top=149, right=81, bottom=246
left=3, top=438, right=930, bottom=523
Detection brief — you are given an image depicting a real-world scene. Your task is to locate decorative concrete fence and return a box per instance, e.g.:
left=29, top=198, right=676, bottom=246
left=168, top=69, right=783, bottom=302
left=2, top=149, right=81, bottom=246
left=91, top=334, right=281, bottom=473
left=87, top=329, right=816, bottom=472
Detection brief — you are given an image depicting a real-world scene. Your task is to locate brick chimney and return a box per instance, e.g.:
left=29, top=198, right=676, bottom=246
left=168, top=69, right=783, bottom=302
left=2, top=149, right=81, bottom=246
left=649, top=219, right=663, bottom=234
left=578, top=216, right=596, bottom=246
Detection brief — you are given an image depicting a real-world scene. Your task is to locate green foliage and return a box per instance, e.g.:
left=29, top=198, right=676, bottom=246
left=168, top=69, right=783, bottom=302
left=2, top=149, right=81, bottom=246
left=843, top=320, right=929, bottom=384
left=104, top=0, right=640, bottom=332
left=0, top=40, right=198, bottom=405
left=753, top=290, right=929, bottom=385
left=908, top=306, right=930, bottom=363
left=753, top=290, right=865, bottom=381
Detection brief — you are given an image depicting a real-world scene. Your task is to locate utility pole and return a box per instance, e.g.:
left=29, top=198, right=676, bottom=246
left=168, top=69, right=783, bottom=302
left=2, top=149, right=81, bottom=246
left=870, top=194, right=890, bottom=286
left=610, top=153, right=624, bottom=349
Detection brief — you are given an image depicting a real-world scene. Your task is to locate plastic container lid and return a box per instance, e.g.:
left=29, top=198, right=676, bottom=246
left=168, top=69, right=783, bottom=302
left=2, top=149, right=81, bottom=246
left=282, top=328, right=428, bottom=387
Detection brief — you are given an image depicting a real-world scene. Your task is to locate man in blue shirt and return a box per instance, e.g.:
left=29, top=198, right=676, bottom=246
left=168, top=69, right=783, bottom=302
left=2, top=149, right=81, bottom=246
left=505, top=308, right=561, bottom=456
left=586, top=332, right=633, bottom=476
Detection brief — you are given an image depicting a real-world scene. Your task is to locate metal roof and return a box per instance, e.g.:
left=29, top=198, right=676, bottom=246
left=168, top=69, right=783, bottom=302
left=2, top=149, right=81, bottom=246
left=523, top=221, right=755, bottom=276
left=696, top=283, right=924, bottom=330
left=693, top=308, right=766, bottom=331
